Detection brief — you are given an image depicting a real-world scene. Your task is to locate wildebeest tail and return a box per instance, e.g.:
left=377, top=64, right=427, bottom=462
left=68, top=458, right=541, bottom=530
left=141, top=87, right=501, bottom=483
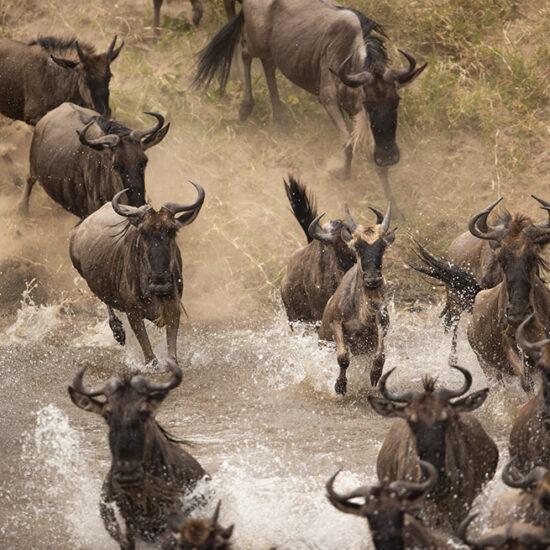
left=408, top=240, right=482, bottom=310
left=193, top=9, right=244, bottom=93
left=284, top=176, right=318, bottom=243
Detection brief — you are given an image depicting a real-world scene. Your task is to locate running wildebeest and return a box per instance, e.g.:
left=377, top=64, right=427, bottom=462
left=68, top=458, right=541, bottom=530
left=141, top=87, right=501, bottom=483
left=510, top=314, right=550, bottom=473
left=20, top=102, right=170, bottom=218
left=369, top=364, right=498, bottom=529
left=280, top=176, right=355, bottom=323
left=490, top=458, right=550, bottom=530
left=326, top=461, right=452, bottom=549
left=68, top=361, right=207, bottom=549
left=319, top=202, right=394, bottom=394
left=0, top=35, right=122, bottom=125
left=162, top=501, right=234, bottom=550
left=69, top=184, right=205, bottom=364
left=459, top=513, right=550, bottom=550
left=194, top=0, right=426, bottom=179
left=411, top=197, right=550, bottom=393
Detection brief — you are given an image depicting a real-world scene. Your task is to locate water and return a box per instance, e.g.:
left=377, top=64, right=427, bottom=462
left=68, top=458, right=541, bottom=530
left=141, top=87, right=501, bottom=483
left=0, top=296, right=529, bottom=549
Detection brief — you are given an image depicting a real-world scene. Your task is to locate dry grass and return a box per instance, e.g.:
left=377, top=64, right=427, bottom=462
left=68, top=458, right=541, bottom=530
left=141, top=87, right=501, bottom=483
left=1, top=0, right=549, bottom=318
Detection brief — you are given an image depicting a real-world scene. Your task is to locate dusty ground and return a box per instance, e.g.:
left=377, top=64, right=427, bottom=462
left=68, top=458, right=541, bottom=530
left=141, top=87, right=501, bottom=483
left=0, top=0, right=549, bottom=320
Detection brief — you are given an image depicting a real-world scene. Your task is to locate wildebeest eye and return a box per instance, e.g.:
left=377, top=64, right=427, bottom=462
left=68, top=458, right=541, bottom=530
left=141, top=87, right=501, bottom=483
left=103, top=410, right=112, bottom=422
left=139, top=407, right=151, bottom=420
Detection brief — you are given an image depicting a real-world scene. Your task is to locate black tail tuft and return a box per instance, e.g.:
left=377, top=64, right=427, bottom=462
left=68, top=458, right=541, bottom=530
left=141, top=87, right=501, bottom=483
left=408, top=240, right=481, bottom=311
left=284, top=176, right=318, bottom=243
left=193, top=10, right=244, bottom=93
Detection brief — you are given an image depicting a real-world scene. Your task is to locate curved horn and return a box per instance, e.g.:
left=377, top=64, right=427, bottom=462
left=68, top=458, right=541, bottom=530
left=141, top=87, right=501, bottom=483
left=331, top=54, right=375, bottom=88
left=75, top=40, right=87, bottom=63
left=381, top=201, right=392, bottom=232
left=162, top=180, right=205, bottom=225
left=71, top=366, right=121, bottom=397
left=468, top=198, right=504, bottom=241
left=308, top=213, right=336, bottom=244
left=457, top=513, right=479, bottom=547
left=368, top=206, right=384, bottom=225
left=105, top=34, right=124, bottom=61
left=112, top=188, right=151, bottom=221
left=458, top=513, right=507, bottom=548
left=532, top=195, right=550, bottom=227
left=516, top=313, right=550, bottom=357
left=129, top=112, right=165, bottom=142
left=78, top=120, right=119, bottom=149
left=438, top=364, right=472, bottom=401
left=502, top=457, right=548, bottom=490
left=326, top=470, right=370, bottom=516
left=378, top=367, right=417, bottom=403
left=383, top=50, right=427, bottom=85
left=389, top=460, right=438, bottom=497
left=345, top=204, right=358, bottom=232
left=211, top=500, right=222, bottom=526
left=132, top=359, right=182, bottom=395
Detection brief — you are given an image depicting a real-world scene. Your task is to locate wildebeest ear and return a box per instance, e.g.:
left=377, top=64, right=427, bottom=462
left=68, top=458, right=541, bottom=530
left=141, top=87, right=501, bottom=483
left=68, top=385, right=104, bottom=414
left=368, top=395, right=408, bottom=417
left=142, top=123, right=170, bottom=150
left=220, top=524, right=234, bottom=539
left=50, top=55, right=78, bottom=69
left=451, top=388, right=489, bottom=412
left=384, top=229, right=396, bottom=246
left=147, top=391, right=170, bottom=409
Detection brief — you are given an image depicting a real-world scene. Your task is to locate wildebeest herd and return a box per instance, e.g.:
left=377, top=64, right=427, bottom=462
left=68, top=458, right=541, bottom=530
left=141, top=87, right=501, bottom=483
left=2, top=0, right=550, bottom=548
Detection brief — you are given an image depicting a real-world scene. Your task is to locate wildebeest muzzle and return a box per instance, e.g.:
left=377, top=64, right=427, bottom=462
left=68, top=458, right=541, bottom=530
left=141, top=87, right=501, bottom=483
left=113, top=461, right=145, bottom=487
left=149, top=273, right=173, bottom=296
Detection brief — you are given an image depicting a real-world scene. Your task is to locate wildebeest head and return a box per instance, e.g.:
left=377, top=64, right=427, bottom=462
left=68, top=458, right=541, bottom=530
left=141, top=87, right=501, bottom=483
left=112, top=181, right=205, bottom=297
left=78, top=112, right=170, bottom=206
left=368, top=365, right=489, bottom=485
left=469, top=196, right=550, bottom=327
left=335, top=49, right=426, bottom=167
left=326, top=460, right=437, bottom=545
left=68, top=360, right=182, bottom=488
left=502, top=457, right=550, bottom=514
left=517, top=313, right=550, bottom=428
left=167, top=501, right=234, bottom=549
left=459, top=513, right=550, bottom=549
left=49, top=35, right=123, bottom=117
left=340, top=202, right=395, bottom=289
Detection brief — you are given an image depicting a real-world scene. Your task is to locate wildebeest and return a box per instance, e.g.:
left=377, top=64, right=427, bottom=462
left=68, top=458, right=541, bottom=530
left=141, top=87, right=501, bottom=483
left=280, top=176, right=355, bottom=323
left=68, top=360, right=207, bottom=549
left=194, top=0, right=426, bottom=178
left=162, top=501, right=234, bottom=549
left=20, top=102, right=170, bottom=218
left=153, top=0, right=204, bottom=34
left=318, top=202, right=394, bottom=394
left=509, top=314, right=550, bottom=474
left=369, top=364, right=498, bottom=529
left=326, top=460, right=451, bottom=549
left=69, top=183, right=205, bottom=364
left=490, top=458, right=550, bottom=530
left=0, top=35, right=122, bottom=125
left=410, top=196, right=550, bottom=393
left=459, top=513, right=550, bottom=550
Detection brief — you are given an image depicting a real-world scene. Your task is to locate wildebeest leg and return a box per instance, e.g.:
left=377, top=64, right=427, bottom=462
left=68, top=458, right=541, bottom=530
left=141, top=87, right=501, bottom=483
left=449, top=321, right=459, bottom=365
left=239, top=49, right=255, bottom=121
left=505, top=336, right=533, bottom=393
left=127, top=312, right=156, bottom=364
left=223, top=0, right=236, bottom=19
left=166, top=316, right=180, bottom=362
left=189, top=0, right=203, bottom=26
left=100, top=487, right=135, bottom=549
left=153, top=0, right=163, bottom=36
left=18, top=175, right=37, bottom=215
left=260, top=58, right=284, bottom=124
left=370, top=314, right=386, bottom=387
left=107, top=306, right=126, bottom=346
left=332, top=321, right=349, bottom=395
left=318, top=93, right=352, bottom=179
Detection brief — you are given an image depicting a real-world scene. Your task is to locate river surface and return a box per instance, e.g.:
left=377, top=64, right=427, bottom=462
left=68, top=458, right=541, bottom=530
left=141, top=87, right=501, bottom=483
left=0, top=296, right=528, bottom=549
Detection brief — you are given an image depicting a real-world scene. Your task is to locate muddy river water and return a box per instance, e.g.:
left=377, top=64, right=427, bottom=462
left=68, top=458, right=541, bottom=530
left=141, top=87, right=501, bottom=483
left=0, top=294, right=529, bottom=549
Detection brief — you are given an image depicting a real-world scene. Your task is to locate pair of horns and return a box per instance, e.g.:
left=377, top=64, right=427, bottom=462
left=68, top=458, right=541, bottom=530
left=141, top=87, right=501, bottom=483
left=501, top=457, right=549, bottom=491
left=469, top=196, right=550, bottom=243
left=335, top=50, right=427, bottom=88
left=378, top=363, right=472, bottom=403
left=326, top=460, right=437, bottom=515
left=459, top=513, right=550, bottom=548
left=112, top=180, right=205, bottom=225
left=71, top=358, right=182, bottom=399
left=75, top=35, right=124, bottom=63
left=78, top=112, right=166, bottom=149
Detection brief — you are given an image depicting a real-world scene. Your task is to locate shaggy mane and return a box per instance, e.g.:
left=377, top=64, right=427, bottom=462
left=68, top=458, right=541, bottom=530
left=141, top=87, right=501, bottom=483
left=29, top=36, right=95, bottom=57
left=422, top=376, right=437, bottom=393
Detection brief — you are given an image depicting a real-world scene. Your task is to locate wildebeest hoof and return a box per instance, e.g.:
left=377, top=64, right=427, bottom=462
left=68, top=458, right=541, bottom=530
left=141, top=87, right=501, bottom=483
left=239, top=100, right=254, bottom=121
left=335, top=375, right=347, bottom=395
left=329, top=166, right=350, bottom=180
left=192, top=5, right=203, bottom=26
left=109, top=317, right=126, bottom=346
